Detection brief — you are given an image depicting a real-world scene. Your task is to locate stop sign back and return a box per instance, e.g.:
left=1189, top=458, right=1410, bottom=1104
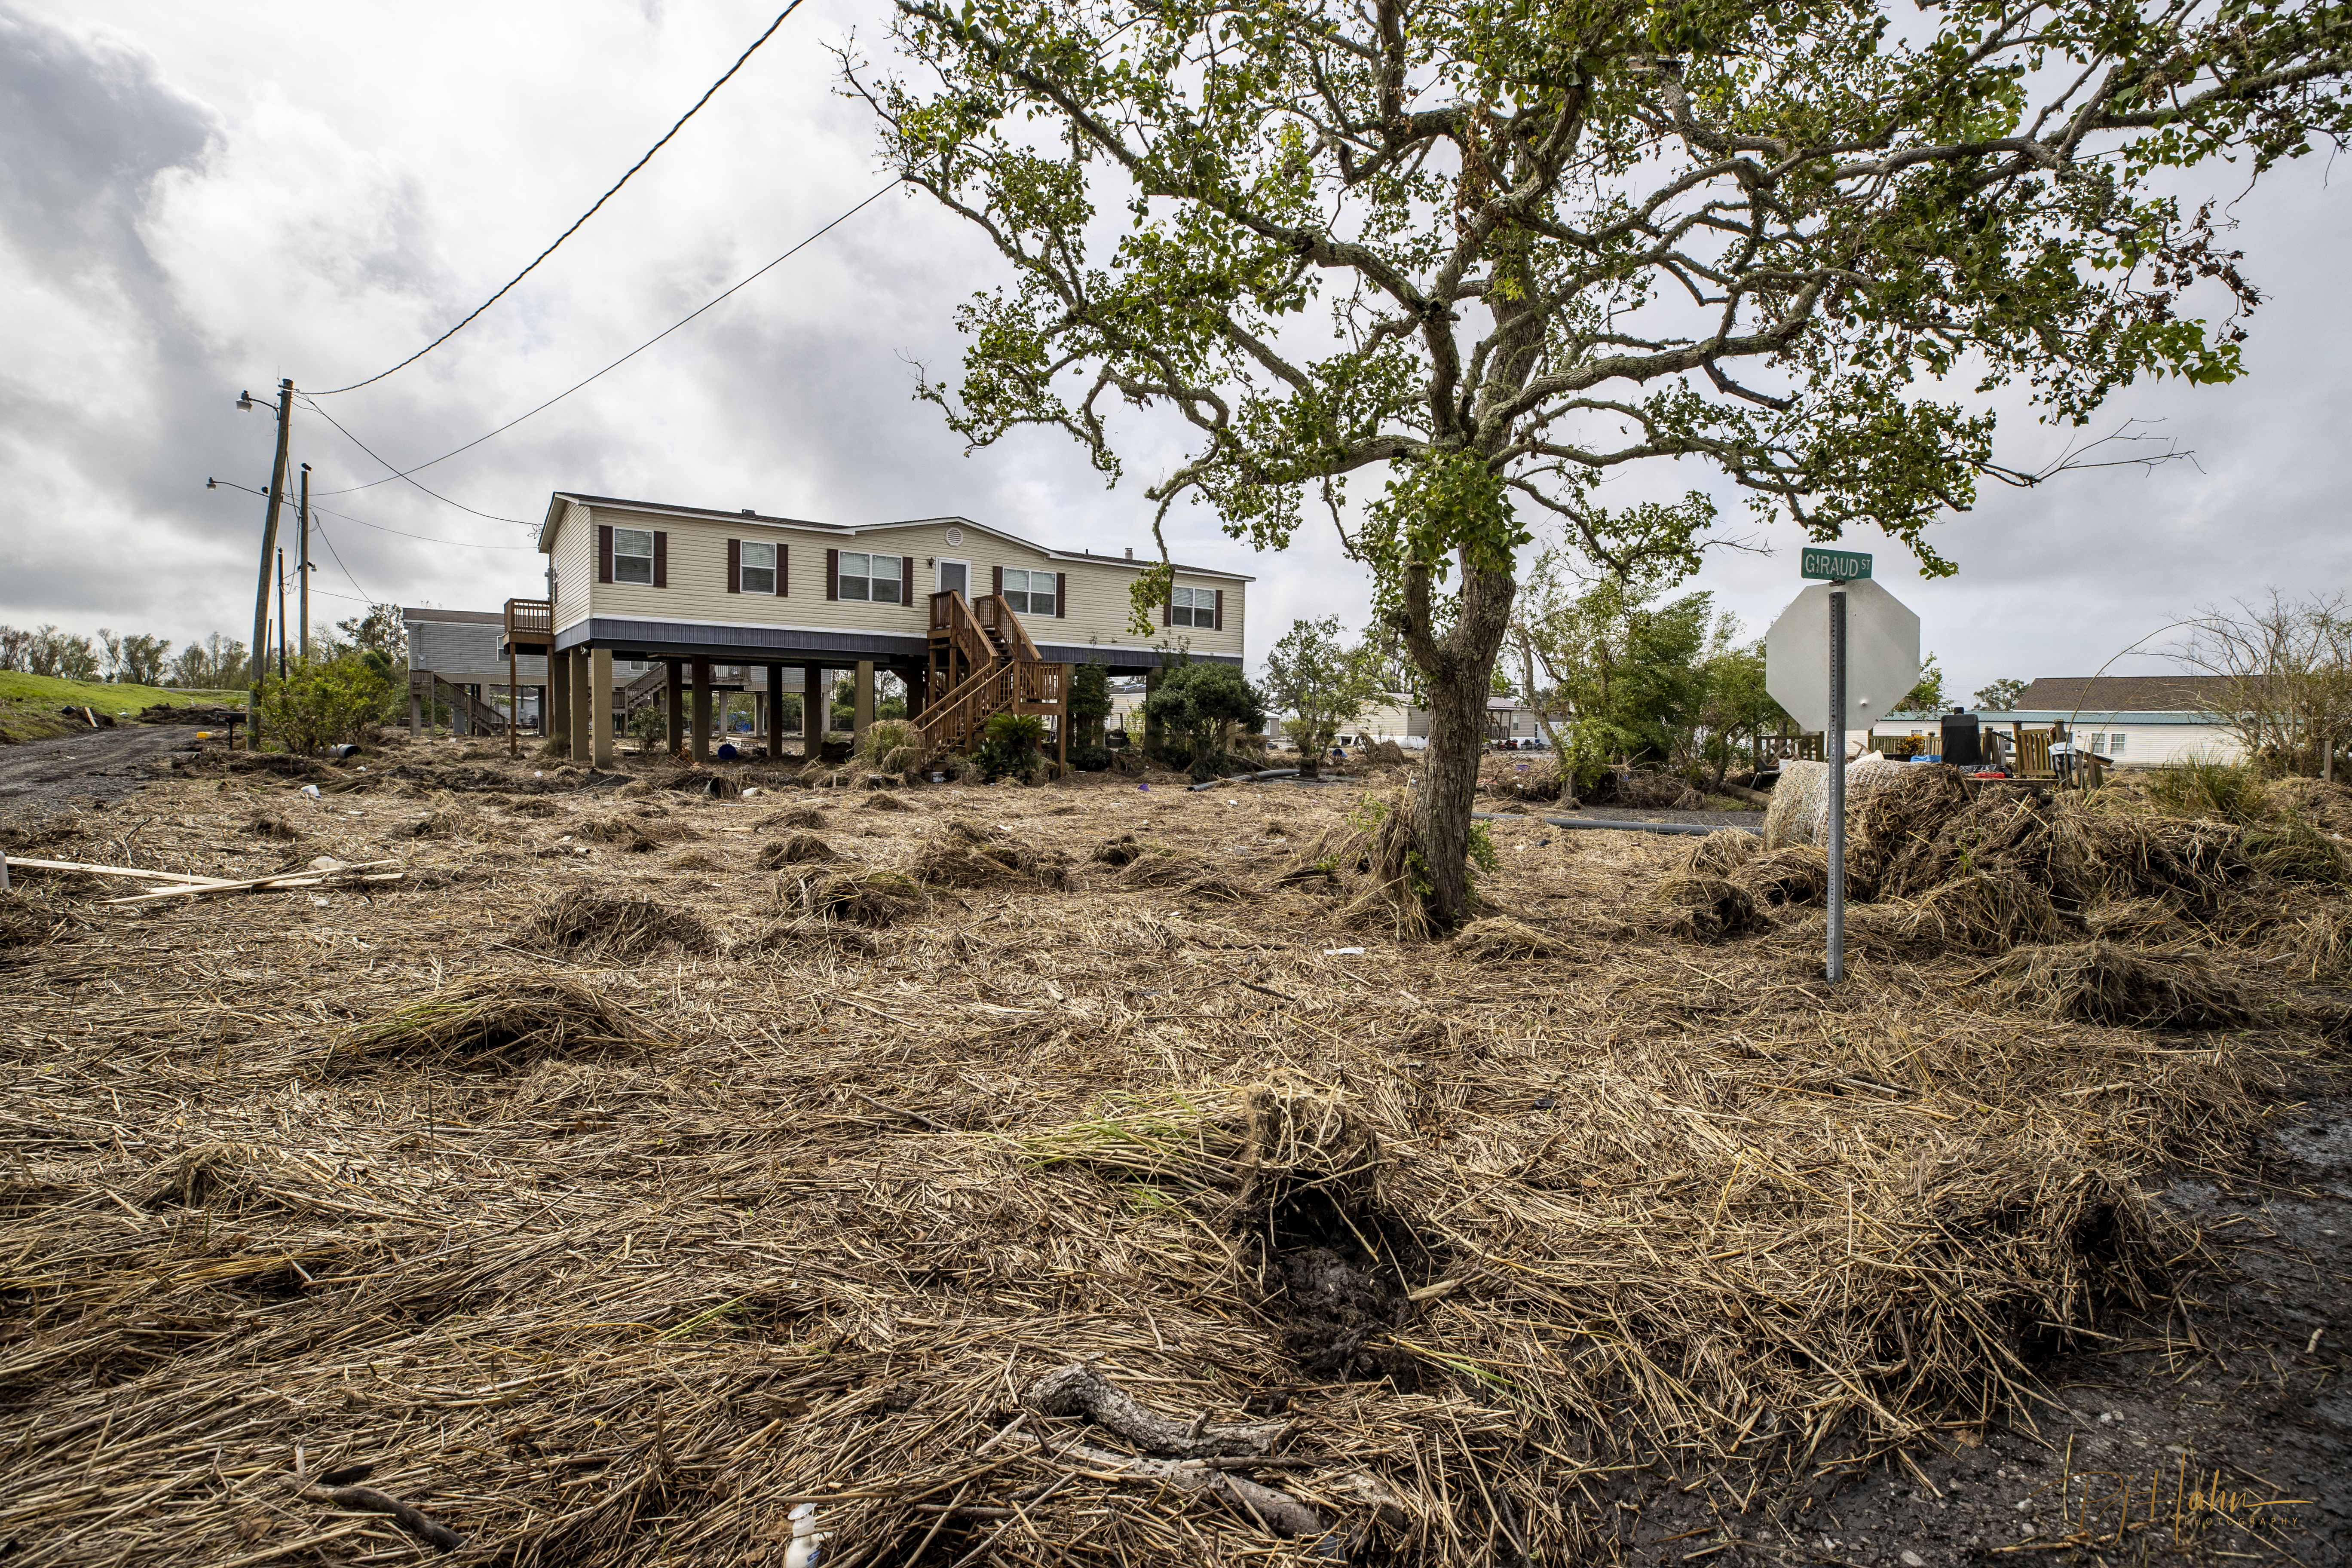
left=1764, top=578, right=1920, bottom=735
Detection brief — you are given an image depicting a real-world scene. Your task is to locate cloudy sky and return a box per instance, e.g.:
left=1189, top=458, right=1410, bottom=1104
left=3, top=0, right=2346, bottom=702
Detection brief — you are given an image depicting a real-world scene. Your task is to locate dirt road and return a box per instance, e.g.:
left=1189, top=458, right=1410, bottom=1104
left=0, top=724, right=199, bottom=822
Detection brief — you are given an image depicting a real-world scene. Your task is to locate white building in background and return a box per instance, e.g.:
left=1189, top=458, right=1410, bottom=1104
left=1869, top=675, right=2245, bottom=767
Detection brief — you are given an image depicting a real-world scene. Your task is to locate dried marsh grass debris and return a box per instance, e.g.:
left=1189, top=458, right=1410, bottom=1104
left=1902, top=868, right=2071, bottom=952
left=1651, top=870, right=1764, bottom=941
left=913, top=833, right=1074, bottom=891
left=666, top=847, right=732, bottom=873
left=505, top=795, right=564, bottom=818
left=618, top=775, right=663, bottom=799
left=1729, top=844, right=1829, bottom=906
left=243, top=815, right=300, bottom=841
left=408, top=807, right=479, bottom=840
left=755, top=831, right=836, bottom=869
left=0, top=888, right=68, bottom=952
left=804, top=868, right=930, bottom=926
left=2242, top=816, right=2349, bottom=885
left=528, top=888, right=717, bottom=959
left=334, top=976, right=662, bottom=1069
left=1451, top=916, right=1559, bottom=960
left=1680, top=828, right=1761, bottom=877
left=859, top=790, right=916, bottom=812
left=1118, top=846, right=1250, bottom=903
left=1091, top=832, right=1144, bottom=867
left=1986, top=940, right=2257, bottom=1027
left=757, top=805, right=828, bottom=831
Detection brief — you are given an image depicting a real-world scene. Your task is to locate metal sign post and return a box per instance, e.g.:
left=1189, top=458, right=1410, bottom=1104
left=1767, top=550, right=1920, bottom=988
left=1826, top=587, right=1847, bottom=983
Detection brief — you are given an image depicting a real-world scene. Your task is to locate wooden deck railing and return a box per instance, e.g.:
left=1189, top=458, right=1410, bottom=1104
left=504, top=597, right=553, bottom=647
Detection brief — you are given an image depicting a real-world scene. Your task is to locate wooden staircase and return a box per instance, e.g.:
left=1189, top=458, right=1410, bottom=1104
left=916, top=591, right=1067, bottom=769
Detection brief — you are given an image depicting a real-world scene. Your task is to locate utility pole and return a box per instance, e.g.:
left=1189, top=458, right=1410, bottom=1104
left=247, top=378, right=294, bottom=746
left=298, top=462, right=312, bottom=662
left=277, top=549, right=289, bottom=680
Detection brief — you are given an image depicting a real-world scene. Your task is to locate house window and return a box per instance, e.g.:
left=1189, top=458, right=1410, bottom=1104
left=613, top=527, right=655, bottom=585
left=838, top=552, right=902, bottom=603
left=1004, top=568, right=1055, bottom=616
left=1171, top=585, right=1211, bottom=627
left=741, top=541, right=776, bottom=594
left=2090, top=733, right=2106, bottom=754
left=2109, top=732, right=2126, bottom=755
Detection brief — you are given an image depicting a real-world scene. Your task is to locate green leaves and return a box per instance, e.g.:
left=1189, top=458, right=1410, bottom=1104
left=857, top=0, right=2352, bottom=643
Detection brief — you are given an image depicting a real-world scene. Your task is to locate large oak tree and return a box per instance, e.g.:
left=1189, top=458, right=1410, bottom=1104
left=846, top=0, right=2352, bottom=922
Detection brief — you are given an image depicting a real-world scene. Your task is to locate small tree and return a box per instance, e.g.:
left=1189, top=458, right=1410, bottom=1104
left=1974, top=679, right=2030, bottom=713
left=1263, top=618, right=1381, bottom=778
left=2178, top=591, right=2352, bottom=779
left=256, top=656, right=392, bottom=753
left=1145, top=664, right=1269, bottom=776
left=98, top=630, right=172, bottom=687
left=627, top=702, right=669, bottom=754
left=1069, top=661, right=1113, bottom=748
left=1893, top=654, right=1951, bottom=718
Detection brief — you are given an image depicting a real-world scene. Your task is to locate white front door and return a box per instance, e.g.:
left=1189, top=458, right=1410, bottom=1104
left=938, top=559, right=970, bottom=597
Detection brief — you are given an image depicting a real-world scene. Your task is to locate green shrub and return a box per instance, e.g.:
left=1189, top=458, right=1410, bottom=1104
left=976, top=711, right=1049, bottom=782
left=256, top=656, right=391, bottom=753
left=1069, top=744, right=1112, bottom=772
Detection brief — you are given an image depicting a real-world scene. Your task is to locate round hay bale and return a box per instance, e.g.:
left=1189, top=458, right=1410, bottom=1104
left=528, top=889, right=717, bottom=960
left=1762, top=761, right=1830, bottom=849
left=1451, top=916, right=1560, bottom=960
left=756, top=832, right=835, bottom=869
left=1651, top=871, right=1764, bottom=941
left=1679, top=830, right=1761, bottom=878
left=1728, top=845, right=1830, bottom=906
left=1985, top=940, right=2256, bottom=1027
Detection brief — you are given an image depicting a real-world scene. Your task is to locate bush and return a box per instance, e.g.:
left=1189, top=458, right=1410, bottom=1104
left=2146, top=756, right=2268, bottom=826
left=1069, top=744, right=1112, bottom=772
left=858, top=717, right=920, bottom=763
left=975, top=711, right=1049, bottom=782
left=256, top=656, right=392, bottom=753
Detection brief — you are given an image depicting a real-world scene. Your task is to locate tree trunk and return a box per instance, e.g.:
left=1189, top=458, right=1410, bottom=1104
left=1401, top=556, right=1517, bottom=926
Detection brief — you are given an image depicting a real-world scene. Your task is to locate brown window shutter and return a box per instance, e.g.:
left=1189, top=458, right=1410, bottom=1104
left=598, top=525, right=613, bottom=584
left=1056, top=571, right=1067, bottom=618
left=652, top=531, right=668, bottom=588
left=778, top=543, right=789, bottom=597
left=1162, top=583, right=1170, bottom=627
left=1214, top=589, right=1224, bottom=631
left=901, top=555, right=913, bottom=606
left=992, top=565, right=1003, bottom=597
left=727, top=538, right=741, bottom=593
left=825, top=548, right=838, bottom=601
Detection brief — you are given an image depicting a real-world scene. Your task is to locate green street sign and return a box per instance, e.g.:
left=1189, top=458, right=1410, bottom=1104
left=1801, top=547, right=1872, bottom=581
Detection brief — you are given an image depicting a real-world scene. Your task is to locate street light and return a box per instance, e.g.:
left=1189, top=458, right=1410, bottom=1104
left=236, top=390, right=255, bottom=410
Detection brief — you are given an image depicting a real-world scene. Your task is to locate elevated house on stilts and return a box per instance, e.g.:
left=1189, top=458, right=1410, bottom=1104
left=501, top=493, right=1249, bottom=768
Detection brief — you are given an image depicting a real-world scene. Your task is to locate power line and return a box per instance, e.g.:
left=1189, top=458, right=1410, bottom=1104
left=211, top=475, right=531, bottom=548
left=296, top=398, right=533, bottom=523
left=310, top=0, right=806, bottom=396
left=309, top=500, right=535, bottom=550
left=308, top=181, right=897, bottom=500
left=306, top=514, right=377, bottom=607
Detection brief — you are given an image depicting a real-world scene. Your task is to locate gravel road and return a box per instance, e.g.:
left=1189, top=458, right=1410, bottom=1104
left=0, top=725, right=201, bottom=824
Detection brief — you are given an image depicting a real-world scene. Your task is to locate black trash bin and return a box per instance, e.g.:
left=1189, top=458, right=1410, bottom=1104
left=1940, top=709, right=1982, bottom=768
